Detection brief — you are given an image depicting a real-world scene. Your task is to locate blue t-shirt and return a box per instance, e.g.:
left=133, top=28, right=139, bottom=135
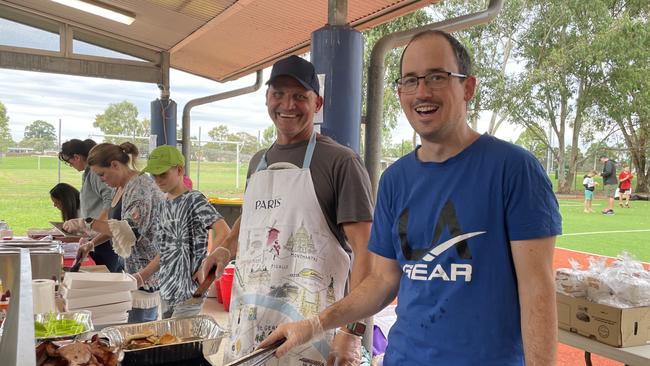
left=368, top=134, right=562, bottom=366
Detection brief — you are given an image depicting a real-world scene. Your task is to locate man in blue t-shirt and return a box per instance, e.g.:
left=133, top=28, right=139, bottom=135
left=260, top=30, right=562, bottom=365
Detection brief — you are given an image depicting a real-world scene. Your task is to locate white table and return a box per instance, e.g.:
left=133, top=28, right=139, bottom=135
left=559, top=329, right=650, bottom=366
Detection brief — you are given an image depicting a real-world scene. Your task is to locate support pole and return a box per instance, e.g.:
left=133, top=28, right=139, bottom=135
left=151, top=52, right=177, bottom=147
left=181, top=71, right=263, bottom=174
left=0, top=249, right=36, bottom=366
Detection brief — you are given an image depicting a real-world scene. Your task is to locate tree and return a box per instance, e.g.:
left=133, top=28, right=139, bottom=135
left=94, top=101, right=149, bottom=142
left=208, top=125, right=229, bottom=141
left=21, top=120, right=57, bottom=152
left=24, top=120, right=56, bottom=140
left=261, top=125, right=276, bottom=147
left=437, top=0, right=528, bottom=134
left=0, top=101, right=14, bottom=152
left=590, top=3, right=650, bottom=192
left=515, top=125, right=548, bottom=164
left=505, top=0, right=620, bottom=193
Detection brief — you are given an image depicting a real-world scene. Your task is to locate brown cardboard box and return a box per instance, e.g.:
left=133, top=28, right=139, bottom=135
left=557, top=292, right=650, bottom=347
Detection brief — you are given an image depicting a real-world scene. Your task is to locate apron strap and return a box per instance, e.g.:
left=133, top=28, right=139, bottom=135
left=302, top=131, right=317, bottom=169
left=255, top=131, right=318, bottom=172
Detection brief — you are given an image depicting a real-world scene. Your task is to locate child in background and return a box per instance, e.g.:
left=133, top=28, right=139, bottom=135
left=618, top=164, right=634, bottom=208
left=143, top=145, right=231, bottom=318
left=582, top=171, right=598, bottom=213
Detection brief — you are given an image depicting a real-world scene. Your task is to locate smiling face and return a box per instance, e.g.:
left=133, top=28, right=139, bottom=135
left=398, top=34, right=476, bottom=143
left=266, top=76, right=323, bottom=144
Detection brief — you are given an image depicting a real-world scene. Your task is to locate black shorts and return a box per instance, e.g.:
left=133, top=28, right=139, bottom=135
left=619, top=188, right=630, bottom=194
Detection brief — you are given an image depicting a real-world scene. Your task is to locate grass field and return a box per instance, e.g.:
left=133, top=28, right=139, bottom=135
left=1, top=155, right=648, bottom=261
left=0, top=155, right=247, bottom=234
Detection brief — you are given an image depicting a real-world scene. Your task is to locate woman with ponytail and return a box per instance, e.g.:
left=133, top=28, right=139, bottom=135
left=59, top=139, right=121, bottom=272
left=64, top=141, right=165, bottom=323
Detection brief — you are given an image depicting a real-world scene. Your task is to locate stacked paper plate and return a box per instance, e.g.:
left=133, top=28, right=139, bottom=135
left=61, top=272, right=137, bottom=325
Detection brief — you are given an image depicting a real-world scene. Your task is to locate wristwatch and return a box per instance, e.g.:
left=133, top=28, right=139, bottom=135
left=84, top=217, right=94, bottom=230
left=344, top=321, right=366, bottom=337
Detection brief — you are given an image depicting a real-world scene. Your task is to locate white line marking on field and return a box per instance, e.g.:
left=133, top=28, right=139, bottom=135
left=561, top=229, right=650, bottom=236
left=555, top=247, right=650, bottom=265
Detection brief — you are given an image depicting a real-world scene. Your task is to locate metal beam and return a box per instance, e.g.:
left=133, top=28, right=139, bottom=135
left=180, top=70, right=264, bottom=174
left=0, top=48, right=162, bottom=83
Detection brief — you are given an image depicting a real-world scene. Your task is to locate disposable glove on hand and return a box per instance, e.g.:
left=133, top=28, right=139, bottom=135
left=76, top=238, right=92, bottom=262
left=258, top=315, right=324, bottom=359
left=327, top=330, right=362, bottom=366
left=200, top=246, right=231, bottom=281
left=63, top=218, right=86, bottom=235
left=108, top=219, right=136, bottom=257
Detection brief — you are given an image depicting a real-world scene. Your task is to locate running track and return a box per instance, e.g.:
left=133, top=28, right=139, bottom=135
left=554, top=247, right=649, bottom=366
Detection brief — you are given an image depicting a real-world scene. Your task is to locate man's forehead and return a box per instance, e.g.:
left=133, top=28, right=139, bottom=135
left=268, top=75, right=307, bottom=90
left=402, top=34, right=454, bottom=71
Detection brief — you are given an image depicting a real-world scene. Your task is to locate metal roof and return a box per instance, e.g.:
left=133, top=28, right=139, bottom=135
left=0, top=0, right=437, bottom=83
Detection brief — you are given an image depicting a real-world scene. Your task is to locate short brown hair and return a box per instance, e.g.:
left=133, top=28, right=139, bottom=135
left=399, top=30, right=473, bottom=76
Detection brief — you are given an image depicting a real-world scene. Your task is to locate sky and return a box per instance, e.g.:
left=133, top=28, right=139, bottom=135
left=0, top=17, right=521, bottom=148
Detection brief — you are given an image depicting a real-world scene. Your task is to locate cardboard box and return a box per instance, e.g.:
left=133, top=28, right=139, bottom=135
left=557, top=292, right=650, bottom=347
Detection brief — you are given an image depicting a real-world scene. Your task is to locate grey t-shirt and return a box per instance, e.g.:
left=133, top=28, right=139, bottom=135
left=80, top=167, right=113, bottom=218
left=247, top=134, right=374, bottom=250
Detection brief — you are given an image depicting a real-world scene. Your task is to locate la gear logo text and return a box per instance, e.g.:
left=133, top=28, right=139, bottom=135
left=399, top=200, right=485, bottom=283
left=255, top=198, right=281, bottom=210
left=403, top=263, right=473, bottom=282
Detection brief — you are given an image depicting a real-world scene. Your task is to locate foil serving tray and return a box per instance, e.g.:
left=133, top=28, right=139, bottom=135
left=101, top=315, right=227, bottom=365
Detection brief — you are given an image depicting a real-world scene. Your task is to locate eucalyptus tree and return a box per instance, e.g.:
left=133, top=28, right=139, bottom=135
left=435, top=0, right=528, bottom=134
left=505, top=0, right=621, bottom=193
left=591, top=2, right=650, bottom=192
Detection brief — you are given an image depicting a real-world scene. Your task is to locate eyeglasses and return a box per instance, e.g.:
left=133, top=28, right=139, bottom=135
left=62, top=155, right=76, bottom=166
left=395, top=70, right=467, bottom=94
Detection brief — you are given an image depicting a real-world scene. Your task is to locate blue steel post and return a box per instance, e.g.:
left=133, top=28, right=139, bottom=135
left=311, top=26, right=363, bottom=153
left=150, top=98, right=177, bottom=146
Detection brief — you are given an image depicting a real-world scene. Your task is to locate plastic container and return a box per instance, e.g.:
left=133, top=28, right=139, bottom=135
left=208, top=197, right=243, bottom=227
left=214, top=279, right=223, bottom=304
left=220, top=266, right=235, bottom=312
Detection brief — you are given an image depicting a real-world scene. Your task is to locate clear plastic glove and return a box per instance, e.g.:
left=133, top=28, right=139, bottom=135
left=200, top=247, right=231, bottom=281
left=133, top=272, right=144, bottom=288
left=76, top=239, right=93, bottom=262
left=63, top=218, right=86, bottom=234
left=258, top=315, right=324, bottom=359
left=108, top=219, right=136, bottom=258
left=327, top=330, right=362, bottom=366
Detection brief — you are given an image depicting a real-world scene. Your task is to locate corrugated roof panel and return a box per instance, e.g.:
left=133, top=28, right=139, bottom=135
left=171, top=0, right=437, bottom=81
left=1, top=0, right=438, bottom=81
left=142, top=0, right=236, bottom=22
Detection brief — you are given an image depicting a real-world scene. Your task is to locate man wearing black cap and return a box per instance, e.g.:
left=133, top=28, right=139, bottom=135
left=202, top=55, right=373, bottom=365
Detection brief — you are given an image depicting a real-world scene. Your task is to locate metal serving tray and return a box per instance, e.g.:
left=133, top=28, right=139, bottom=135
left=0, top=240, right=63, bottom=290
left=101, top=315, right=228, bottom=366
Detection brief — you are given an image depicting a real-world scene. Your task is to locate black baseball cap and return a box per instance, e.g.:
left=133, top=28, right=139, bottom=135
left=266, top=55, right=320, bottom=96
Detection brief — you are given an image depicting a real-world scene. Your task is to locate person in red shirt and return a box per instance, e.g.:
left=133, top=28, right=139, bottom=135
left=618, top=164, right=633, bottom=208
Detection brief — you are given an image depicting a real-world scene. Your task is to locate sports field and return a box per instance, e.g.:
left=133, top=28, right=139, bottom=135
left=1, top=155, right=648, bottom=261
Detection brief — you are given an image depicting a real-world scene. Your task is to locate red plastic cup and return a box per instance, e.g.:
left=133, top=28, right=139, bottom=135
left=220, top=267, right=235, bottom=312
left=214, top=279, right=223, bottom=304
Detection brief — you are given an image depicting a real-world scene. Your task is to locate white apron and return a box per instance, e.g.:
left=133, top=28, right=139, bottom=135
left=225, top=132, right=350, bottom=366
